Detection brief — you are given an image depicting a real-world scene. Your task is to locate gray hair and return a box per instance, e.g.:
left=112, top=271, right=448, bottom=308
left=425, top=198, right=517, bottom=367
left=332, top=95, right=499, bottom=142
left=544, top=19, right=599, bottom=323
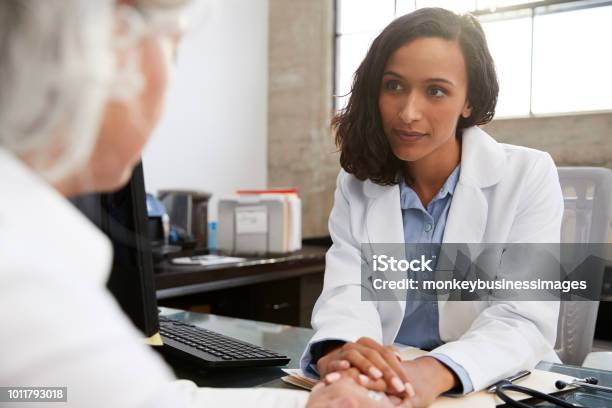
left=0, top=0, right=116, bottom=182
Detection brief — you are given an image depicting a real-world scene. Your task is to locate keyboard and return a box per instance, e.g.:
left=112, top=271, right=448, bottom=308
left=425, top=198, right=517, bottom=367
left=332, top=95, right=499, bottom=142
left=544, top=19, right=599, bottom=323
left=158, top=316, right=291, bottom=368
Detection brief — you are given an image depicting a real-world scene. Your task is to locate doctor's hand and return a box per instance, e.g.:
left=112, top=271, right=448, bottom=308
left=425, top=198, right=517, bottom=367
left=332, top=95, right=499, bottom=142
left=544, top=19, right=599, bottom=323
left=318, top=338, right=458, bottom=407
left=317, top=337, right=412, bottom=396
left=306, top=378, right=408, bottom=408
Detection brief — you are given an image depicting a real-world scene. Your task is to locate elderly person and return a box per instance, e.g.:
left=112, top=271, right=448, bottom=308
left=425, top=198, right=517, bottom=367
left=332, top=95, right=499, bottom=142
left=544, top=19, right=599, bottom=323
left=0, top=1, right=401, bottom=407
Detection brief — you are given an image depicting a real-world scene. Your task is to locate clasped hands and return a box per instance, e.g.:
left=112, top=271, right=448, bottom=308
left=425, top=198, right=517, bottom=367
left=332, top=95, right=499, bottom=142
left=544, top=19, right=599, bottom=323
left=307, top=337, right=457, bottom=408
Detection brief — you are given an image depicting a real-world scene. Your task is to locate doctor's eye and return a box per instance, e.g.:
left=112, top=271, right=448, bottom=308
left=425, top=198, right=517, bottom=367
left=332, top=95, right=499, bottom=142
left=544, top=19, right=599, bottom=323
left=427, top=86, right=447, bottom=98
left=383, top=79, right=403, bottom=92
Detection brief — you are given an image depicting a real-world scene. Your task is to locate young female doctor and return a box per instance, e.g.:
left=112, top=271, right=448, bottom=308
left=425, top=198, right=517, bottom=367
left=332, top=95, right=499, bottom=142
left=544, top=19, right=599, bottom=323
left=0, top=1, right=398, bottom=407
left=300, top=7, right=564, bottom=408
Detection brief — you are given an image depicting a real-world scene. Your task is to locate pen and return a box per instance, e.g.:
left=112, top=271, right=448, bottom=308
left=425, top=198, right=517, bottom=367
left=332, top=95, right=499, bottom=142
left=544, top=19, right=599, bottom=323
left=487, top=370, right=531, bottom=393
left=556, top=377, right=612, bottom=394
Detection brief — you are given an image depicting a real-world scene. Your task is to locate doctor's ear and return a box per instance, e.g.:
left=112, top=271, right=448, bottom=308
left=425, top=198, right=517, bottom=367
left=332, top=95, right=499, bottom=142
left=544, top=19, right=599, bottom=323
left=461, top=101, right=472, bottom=119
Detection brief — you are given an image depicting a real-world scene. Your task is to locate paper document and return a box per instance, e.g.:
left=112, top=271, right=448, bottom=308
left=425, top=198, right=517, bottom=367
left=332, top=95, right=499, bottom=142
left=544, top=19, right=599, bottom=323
left=281, top=369, right=319, bottom=390
left=171, top=255, right=246, bottom=266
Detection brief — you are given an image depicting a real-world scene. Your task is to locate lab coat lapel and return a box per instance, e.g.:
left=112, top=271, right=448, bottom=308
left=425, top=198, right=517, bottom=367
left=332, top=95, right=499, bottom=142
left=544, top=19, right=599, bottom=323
left=435, top=181, right=488, bottom=302
left=437, top=127, right=505, bottom=301
left=364, top=182, right=404, bottom=245
left=442, top=181, right=488, bottom=243
left=363, top=181, right=406, bottom=319
left=443, top=126, right=506, bottom=243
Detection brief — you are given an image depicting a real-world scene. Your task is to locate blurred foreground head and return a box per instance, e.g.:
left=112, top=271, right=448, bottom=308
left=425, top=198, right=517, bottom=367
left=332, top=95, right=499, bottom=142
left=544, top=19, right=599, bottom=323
left=0, top=0, right=192, bottom=195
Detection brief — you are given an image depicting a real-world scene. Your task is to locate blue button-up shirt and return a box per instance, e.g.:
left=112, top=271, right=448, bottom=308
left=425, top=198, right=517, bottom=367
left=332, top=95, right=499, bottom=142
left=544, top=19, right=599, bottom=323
left=395, top=165, right=473, bottom=393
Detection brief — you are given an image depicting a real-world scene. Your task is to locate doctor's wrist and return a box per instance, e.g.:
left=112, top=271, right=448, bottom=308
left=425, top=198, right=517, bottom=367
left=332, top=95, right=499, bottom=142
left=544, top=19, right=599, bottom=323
left=315, top=341, right=347, bottom=376
left=404, top=357, right=458, bottom=396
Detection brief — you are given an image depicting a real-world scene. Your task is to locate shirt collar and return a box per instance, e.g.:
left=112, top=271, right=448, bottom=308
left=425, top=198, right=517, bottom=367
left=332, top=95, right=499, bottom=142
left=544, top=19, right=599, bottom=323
left=399, top=165, right=461, bottom=210
left=363, top=126, right=507, bottom=200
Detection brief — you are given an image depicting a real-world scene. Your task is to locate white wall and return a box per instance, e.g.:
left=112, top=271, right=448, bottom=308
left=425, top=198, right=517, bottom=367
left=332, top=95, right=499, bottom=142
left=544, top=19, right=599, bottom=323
left=142, top=0, right=268, bottom=220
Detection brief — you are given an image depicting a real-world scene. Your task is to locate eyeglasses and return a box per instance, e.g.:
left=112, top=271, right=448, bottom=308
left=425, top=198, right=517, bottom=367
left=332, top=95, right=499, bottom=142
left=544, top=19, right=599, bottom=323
left=134, top=0, right=203, bottom=38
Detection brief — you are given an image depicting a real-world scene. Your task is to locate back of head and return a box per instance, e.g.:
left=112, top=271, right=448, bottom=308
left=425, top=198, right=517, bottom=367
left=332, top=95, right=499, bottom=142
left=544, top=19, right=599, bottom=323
left=0, top=0, right=115, bottom=182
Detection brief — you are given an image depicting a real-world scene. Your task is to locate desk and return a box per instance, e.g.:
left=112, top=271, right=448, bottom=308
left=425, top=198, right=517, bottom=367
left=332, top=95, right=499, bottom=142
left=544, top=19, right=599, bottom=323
left=160, top=307, right=612, bottom=406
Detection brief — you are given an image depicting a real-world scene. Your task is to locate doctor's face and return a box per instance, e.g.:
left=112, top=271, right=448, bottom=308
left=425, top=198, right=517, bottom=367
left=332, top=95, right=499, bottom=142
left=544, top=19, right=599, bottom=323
left=378, top=37, right=472, bottom=163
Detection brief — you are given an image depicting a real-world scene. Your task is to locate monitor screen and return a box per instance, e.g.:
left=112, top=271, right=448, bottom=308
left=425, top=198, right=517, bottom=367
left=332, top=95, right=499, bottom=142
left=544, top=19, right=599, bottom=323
left=71, top=163, right=160, bottom=337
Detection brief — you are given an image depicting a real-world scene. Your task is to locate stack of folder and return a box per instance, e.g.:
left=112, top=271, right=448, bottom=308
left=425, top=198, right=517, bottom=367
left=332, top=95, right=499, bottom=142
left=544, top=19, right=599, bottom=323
left=218, top=189, right=301, bottom=255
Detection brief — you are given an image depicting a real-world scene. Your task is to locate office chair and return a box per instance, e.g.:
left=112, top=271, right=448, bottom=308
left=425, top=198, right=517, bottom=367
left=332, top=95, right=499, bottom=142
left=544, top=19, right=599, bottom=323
left=554, top=167, right=612, bottom=367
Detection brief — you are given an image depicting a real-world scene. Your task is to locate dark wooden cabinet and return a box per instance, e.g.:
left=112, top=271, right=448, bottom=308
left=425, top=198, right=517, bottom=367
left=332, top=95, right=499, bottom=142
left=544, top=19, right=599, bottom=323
left=157, top=274, right=323, bottom=327
left=155, top=247, right=326, bottom=327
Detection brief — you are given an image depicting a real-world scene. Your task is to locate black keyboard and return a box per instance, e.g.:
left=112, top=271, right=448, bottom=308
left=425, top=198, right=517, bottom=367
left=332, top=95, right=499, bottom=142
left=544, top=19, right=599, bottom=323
left=158, top=316, right=290, bottom=368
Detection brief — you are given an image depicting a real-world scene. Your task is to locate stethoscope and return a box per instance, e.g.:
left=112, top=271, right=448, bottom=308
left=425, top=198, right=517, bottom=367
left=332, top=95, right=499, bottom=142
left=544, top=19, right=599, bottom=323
left=489, top=370, right=612, bottom=408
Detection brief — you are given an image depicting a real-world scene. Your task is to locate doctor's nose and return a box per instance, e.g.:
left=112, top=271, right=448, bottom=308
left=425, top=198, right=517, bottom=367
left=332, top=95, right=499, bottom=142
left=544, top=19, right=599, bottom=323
left=398, top=93, right=423, bottom=124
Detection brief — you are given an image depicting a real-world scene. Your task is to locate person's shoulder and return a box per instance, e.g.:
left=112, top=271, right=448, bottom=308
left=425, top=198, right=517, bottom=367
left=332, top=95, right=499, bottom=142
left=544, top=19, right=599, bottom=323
left=335, top=168, right=389, bottom=204
left=500, top=143, right=556, bottom=176
left=496, top=144, right=560, bottom=200
left=501, top=142, right=552, bottom=161
left=0, top=149, right=112, bottom=283
left=336, top=168, right=367, bottom=193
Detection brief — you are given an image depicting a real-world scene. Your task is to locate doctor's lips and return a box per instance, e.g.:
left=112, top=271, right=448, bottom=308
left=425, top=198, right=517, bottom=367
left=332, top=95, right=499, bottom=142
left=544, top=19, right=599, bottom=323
left=392, top=128, right=427, bottom=142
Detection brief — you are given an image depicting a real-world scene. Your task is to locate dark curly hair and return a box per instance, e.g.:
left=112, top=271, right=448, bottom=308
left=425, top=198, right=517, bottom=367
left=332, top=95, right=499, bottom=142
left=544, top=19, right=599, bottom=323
left=334, top=7, right=499, bottom=186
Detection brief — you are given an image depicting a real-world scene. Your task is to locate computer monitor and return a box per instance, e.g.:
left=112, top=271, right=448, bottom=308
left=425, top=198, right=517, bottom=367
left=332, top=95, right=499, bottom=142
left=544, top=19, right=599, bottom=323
left=71, top=163, right=160, bottom=338
left=71, top=165, right=292, bottom=368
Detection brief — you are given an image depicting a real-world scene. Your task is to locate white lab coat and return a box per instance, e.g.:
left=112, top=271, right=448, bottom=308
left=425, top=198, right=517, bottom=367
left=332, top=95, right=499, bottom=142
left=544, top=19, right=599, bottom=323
left=0, top=148, right=308, bottom=407
left=301, top=126, right=564, bottom=392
